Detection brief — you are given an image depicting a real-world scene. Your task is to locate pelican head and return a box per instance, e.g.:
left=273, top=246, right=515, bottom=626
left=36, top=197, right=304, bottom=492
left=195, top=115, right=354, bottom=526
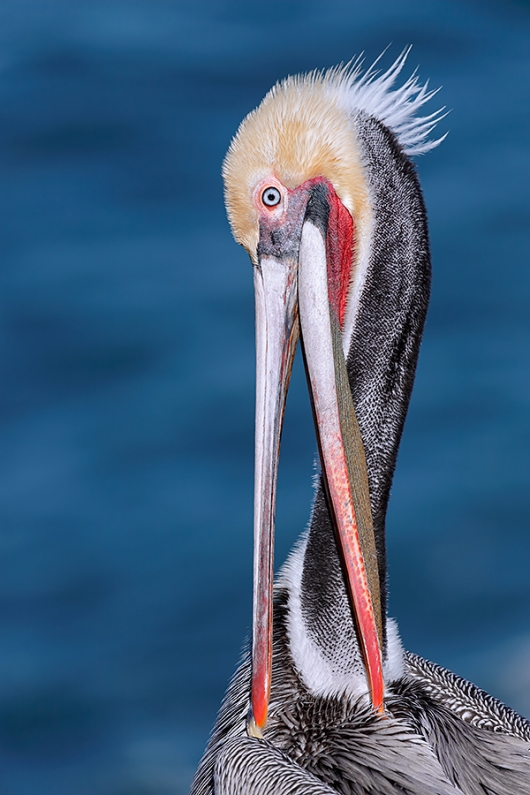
left=222, top=50, right=445, bottom=733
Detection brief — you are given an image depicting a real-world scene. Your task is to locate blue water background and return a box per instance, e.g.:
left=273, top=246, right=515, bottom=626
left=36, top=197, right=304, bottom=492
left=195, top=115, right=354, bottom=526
left=0, top=1, right=528, bottom=792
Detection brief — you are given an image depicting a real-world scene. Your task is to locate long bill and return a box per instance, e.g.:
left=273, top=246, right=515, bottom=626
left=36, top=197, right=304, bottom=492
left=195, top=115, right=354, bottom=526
left=250, top=254, right=299, bottom=735
left=249, top=209, right=384, bottom=735
left=298, top=218, right=384, bottom=714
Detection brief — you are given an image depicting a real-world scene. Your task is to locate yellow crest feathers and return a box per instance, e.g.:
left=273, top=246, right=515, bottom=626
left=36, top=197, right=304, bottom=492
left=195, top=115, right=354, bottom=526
left=222, top=73, right=370, bottom=259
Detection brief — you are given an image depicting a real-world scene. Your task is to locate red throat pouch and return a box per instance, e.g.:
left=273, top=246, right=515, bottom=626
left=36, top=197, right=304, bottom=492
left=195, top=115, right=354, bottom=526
left=326, top=188, right=354, bottom=329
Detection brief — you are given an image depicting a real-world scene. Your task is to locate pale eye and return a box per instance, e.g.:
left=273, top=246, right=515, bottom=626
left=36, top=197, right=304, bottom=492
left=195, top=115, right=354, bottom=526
left=262, top=186, right=281, bottom=207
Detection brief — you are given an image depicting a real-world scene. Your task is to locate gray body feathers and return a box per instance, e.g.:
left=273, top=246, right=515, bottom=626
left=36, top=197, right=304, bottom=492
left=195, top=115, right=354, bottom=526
left=192, top=592, right=530, bottom=795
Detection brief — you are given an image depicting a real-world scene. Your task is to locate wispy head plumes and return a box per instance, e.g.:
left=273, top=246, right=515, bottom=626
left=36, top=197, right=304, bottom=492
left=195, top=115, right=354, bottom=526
left=324, top=47, right=448, bottom=156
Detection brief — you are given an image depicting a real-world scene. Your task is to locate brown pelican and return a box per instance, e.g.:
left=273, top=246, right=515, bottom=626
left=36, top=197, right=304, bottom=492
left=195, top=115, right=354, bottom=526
left=191, top=51, right=530, bottom=795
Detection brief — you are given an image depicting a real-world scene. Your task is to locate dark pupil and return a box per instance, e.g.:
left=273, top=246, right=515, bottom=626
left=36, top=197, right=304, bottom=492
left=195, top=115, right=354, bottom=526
left=264, top=189, right=279, bottom=205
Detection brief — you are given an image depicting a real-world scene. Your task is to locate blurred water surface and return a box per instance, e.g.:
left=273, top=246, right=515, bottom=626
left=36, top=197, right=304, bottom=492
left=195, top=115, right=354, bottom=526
left=0, top=1, right=528, bottom=792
